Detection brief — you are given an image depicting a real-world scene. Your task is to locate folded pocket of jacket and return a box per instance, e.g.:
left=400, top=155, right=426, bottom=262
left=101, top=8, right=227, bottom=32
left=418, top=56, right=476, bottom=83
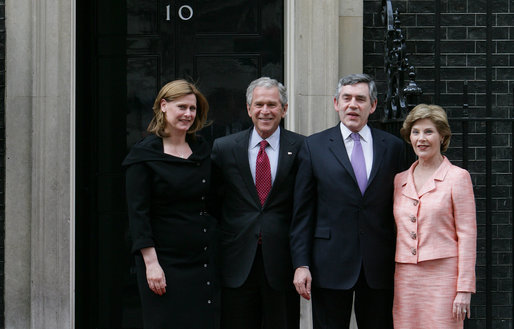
left=314, top=227, right=331, bottom=239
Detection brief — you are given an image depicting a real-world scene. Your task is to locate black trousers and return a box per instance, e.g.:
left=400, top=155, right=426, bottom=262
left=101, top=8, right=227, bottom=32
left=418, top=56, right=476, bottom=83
left=312, top=267, right=393, bottom=329
left=221, top=246, right=299, bottom=329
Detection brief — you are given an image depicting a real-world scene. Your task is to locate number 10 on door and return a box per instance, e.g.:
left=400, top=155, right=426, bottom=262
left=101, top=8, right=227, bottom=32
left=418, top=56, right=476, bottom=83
left=166, top=4, right=194, bottom=21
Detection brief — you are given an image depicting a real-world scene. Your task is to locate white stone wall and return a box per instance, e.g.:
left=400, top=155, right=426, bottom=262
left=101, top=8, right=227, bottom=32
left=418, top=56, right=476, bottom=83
left=285, top=1, right=363, bottom=329
left=3, top=0, right=361, bottom=327
left=286, top=0, right=340, bottom=136
left=5, top=0, right=74, bottom=328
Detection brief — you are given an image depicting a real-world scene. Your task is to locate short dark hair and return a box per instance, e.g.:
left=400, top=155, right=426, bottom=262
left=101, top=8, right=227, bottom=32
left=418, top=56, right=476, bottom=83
left=334, top=73, right=377, bottom=104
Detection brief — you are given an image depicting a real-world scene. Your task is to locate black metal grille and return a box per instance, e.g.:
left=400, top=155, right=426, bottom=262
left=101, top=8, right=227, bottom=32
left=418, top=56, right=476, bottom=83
left=372, top=1, right=514, bottom=328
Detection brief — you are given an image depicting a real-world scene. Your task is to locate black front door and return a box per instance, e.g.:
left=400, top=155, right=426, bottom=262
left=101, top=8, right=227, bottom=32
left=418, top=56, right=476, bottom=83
left=76, top=1, right=284, bottom=328
left=126, top=0, right=284, bottom=146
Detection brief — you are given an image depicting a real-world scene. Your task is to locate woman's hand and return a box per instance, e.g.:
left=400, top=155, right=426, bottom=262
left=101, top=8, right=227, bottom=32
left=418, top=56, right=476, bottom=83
left=145, top=262, right=167, bottom=295
left=140, top=247, right=167, bottom=295
left=452, top=292, right=471, bottom=321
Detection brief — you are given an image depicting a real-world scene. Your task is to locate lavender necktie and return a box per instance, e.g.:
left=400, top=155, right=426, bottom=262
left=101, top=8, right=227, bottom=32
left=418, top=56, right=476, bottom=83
left=350, top=132, right=367, bottom=195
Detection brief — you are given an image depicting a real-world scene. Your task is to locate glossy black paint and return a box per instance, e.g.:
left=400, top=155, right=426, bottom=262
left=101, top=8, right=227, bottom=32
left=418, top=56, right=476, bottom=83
left=126, top=0, right=284, bottom=147
left=76, top=1, right=284, bottom=327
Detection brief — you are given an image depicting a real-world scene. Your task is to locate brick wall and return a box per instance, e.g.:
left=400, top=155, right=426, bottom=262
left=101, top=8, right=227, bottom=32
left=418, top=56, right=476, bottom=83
left=364, top=0, right=513, bottom=328
left=0, top=0, right=5, bottom=327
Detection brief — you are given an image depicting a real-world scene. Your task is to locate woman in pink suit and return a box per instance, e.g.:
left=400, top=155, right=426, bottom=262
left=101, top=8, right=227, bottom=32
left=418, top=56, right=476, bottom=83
left=393, top=104, right=476, bottom=328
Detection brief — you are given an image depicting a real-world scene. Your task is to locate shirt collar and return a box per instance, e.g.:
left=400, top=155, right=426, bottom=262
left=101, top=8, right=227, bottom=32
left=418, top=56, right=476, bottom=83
left=339, top=123, right=371, bottom=143
left=250, top=126, right=281, bottom=150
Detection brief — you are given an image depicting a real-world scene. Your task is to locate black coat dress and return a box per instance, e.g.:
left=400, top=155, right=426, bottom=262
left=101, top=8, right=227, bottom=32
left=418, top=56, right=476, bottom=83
left=123, top=134, right=220, bottom=329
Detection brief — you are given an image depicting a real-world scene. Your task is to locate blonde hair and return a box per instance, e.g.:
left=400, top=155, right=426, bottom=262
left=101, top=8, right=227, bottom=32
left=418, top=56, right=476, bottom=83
left=147, top=80, right=209, bottom=137
left=400, top=104, right=452, bottom=152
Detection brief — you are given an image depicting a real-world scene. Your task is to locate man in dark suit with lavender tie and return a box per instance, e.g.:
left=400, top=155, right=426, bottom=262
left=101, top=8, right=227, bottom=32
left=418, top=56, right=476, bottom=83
left=290, top=74, right=406, bottom=329
left=211, top=77, right=303, bottom=329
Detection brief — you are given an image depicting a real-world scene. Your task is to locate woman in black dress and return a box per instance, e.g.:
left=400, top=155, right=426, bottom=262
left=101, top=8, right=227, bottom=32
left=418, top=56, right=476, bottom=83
left=123, top=80, right=219, bottom=329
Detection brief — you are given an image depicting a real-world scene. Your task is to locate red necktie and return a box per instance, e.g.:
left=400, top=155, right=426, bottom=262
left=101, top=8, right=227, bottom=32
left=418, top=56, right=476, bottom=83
left=255, top=140, right=271, bottom=206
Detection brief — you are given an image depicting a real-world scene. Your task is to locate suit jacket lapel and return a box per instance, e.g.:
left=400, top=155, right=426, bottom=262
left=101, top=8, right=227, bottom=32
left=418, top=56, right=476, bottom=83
left=327, top=125, right=359, bottom=185
left=266, top=130, right=298, bottom=204
left=233, top=128, right=261, bottom=206
left=418, top=156, right=451, bottom=197
left=368, top=128, right=386, bottom=186
left=401, top=165, right=419, bottom=200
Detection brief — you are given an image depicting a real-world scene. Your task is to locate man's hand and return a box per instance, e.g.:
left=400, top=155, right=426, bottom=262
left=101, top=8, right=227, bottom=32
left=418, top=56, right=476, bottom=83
left=293, top=267, right=312, bottom=300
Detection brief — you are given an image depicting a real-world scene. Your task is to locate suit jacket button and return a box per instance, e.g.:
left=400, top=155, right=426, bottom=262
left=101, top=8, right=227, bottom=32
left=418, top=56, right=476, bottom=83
left=411, top=248, right=416, bottom=255
left=412, top=200, right=419, bottom=206
left=410, top=232, right=417, bottom=240
left=202, top=179, right=206, bottom=183
left=410, top=215, right=416, bottom=222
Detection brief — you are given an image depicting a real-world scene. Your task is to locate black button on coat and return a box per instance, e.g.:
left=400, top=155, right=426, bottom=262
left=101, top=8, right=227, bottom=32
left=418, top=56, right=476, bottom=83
left=123, top=134, right=220, bottom=329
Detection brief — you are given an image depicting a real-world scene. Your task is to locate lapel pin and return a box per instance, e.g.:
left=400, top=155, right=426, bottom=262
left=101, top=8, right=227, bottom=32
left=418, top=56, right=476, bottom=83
left=288, top=152, right=293, bottom=155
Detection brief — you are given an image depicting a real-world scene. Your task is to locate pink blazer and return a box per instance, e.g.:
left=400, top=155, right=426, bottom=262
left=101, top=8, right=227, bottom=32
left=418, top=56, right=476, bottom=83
left=393, top=157, right=476, bottom=292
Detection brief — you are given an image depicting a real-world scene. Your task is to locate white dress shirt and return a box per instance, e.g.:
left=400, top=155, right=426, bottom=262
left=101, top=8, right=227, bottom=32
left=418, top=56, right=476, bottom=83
left=249, top=127, right=280, bottom=184
left=339, top=123, right=373, bottom=179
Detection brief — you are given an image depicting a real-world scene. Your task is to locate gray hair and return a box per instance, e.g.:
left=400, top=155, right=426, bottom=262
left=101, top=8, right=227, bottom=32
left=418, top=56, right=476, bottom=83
left=246, top=77, right=288, bottom=106
left=334, top=73, right=378, bottom=104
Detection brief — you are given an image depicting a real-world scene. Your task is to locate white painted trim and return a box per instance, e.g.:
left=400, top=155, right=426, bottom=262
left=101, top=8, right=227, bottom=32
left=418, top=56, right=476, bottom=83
left=284, top=0, right=296, bottom=132
left=70, top=0, right=77, bottom=327
left=5, top=0, right=33, bottom=326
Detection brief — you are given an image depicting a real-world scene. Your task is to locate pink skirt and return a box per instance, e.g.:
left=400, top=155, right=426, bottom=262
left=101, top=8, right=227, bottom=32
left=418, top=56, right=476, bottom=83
left=393, top=257, right=463, bottom=329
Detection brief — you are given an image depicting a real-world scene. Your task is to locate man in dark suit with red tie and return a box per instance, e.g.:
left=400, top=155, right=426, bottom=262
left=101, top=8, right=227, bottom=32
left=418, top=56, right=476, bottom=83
left=211, top=77, right=303, bottom=329
left=290, top=74, right=406, bottom=329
